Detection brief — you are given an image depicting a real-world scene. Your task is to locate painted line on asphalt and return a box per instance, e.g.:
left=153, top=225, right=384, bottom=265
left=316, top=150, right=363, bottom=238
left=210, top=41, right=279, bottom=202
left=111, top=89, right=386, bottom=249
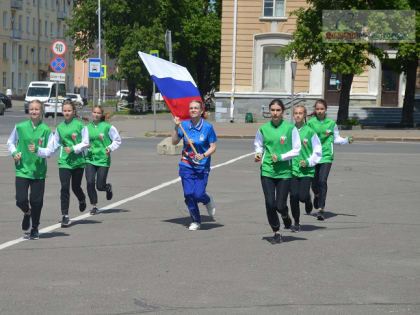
left=0, top=152, right=254, bottom=251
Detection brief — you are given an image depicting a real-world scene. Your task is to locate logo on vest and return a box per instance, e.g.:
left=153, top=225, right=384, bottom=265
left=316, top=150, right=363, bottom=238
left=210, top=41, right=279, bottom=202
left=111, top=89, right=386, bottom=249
left=99, top=133, right=104, bottom=141
left=303, top=138, right=308, bottom=147
left=326, top=129, right=331, bottom=136
left=280, top=136, right=287, bottom=144
left=38, top=138, right=43, bottom=146
left=200, top=134, right=204, bottom=141
left=71, top=133, right=77, bottom=141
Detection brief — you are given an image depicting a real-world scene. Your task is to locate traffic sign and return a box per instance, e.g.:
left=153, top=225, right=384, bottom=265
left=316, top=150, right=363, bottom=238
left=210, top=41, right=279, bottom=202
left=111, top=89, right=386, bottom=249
left=150, top=50, right=159, bottom=57
left=50, top=56, right=67, bottom=73
left=51, top=40, right=68, bottom=57
left=100, top=65, right=107, bottom=79
left=89, top=58, right=101, bottom=78
left=49, top=72, right=66, bottom=82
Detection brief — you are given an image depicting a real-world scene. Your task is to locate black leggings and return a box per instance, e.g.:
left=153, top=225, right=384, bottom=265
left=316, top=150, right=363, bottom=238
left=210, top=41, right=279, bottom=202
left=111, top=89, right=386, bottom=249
left=260, top=176, right=290, bottom=232
left=85, top=163, right=110, bottom=205
left=312, top=163, right=332, bottom=209
left=290, top=176, right=312, bottom=224
left=15, top=177, right=45, bottom=229
left=59, top=168, right=86, bottom=215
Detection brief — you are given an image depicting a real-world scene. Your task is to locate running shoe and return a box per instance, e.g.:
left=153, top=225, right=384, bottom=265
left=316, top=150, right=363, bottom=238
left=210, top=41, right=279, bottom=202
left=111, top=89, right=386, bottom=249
left=282, top=216, right=292, bottom=229
left=205, top=195, right=216, bottom=217
left=188, top=222, right=201, bottom=231
left=317, top=211, right=325, bottom=221
left=29, top=228, right=39, bottom=240
left=61, top=215, right=70, bottom=227
left=21, top=212, right=31, bottom=231
left=79, top=200, right=87, bottom=212
left=291, top=224, right=301, bottom=232
left=305, top=200, right=313, bottom=214
left=106, top=184, right=113, bottom=200
left=90, top=207, right=99, bottom=215
left=313, top=195, right=319, bottom=209
left=270, top=233, right=282, bottom=244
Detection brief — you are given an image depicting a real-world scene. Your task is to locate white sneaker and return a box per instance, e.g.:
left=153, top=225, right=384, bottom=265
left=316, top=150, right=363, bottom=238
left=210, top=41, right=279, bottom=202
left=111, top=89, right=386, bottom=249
left=188, top=222, right=201, bottom=231
left=205, top=195, right=216, bottom=217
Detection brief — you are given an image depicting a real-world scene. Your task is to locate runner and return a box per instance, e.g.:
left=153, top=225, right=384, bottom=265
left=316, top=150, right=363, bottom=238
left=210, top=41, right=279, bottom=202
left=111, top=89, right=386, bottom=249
left=52, top=100, right=89, bottom=227
left=307, top=99, right=353, bottom=220
left=289, top=105, right=322, bottom=231
left=85, top=106, right=121, bottom=215
left=171, top=100, right=217, bottom=231
left=254, top=99, right=301, bottom=244
left=7, top=100, right=54, bottom=239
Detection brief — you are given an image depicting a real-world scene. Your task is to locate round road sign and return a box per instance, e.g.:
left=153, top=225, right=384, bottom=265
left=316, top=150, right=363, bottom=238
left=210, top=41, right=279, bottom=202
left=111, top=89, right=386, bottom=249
left=51, top=40, right=68, bottom=57
left=50, top=56, right=68, bottom=73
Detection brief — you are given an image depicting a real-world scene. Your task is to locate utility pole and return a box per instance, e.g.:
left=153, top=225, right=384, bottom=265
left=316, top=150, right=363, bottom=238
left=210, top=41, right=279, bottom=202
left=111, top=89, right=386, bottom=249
left=97, top=0, right=101, bottom=105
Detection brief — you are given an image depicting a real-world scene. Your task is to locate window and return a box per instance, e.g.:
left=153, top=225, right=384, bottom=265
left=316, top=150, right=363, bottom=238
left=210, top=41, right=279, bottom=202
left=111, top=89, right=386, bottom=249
left=45, top=20, right=48, bottom=37
left=25, top=72, right=29, bottom=89
left=32, top=47, right=35, bottom=64
left=57, top=24, right=60, bottom=37
left=2, top=43, right=7, bottom=59
left=51, top=0, right=55, bottom=10
left=44, top=48, right=48, bottom=64
left=263, top=0, right=285, bottom=17
left=262, top=46, right=285, bottom=91
left=38, top=47, right=41, bottom=64
left=50, top=22, right=54, bottom=37
left=33, top=18, right=36, bottom=34
left=11, top=72, right=15, bottom=89
left=12, top=44, right=16, bottom=61
left=18, top=73, right=22, bottom=89
left=18, top=15, right=23, bottom=31
left=2, top=72, right=6, bottom=88
left=3, top=12, right=8, bottom=30
left=18, top=45, right=22, bottom=60
left=45, top=0, right=48, bottom=9
left=26, top=16, right=30, bottom=34
left=63, top=0, right=66, bottom=13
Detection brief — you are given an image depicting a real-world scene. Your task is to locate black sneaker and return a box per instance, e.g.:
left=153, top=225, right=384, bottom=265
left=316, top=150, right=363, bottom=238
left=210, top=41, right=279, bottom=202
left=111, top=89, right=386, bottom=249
left=61, top=215, right=70, bottom=227
left=21, top=213, right=31, bottom=231
left=291, top=224, right=301, bottom=232
left=79, top=200, right=87, bottom=212
left=305, top=200, right=313, bottom=214
left=317, top=211, right=325, bottom=221
left=282, top=216, right=292, bottom=229
left=313, top=196, right=319, bottom=209
left=106, top=184, right=113, bottom=200
left=270, top=233, right=282, bottom=244
left=30, top=228, right=39, bottom=240
left=90, top=207, right=98, bottom=215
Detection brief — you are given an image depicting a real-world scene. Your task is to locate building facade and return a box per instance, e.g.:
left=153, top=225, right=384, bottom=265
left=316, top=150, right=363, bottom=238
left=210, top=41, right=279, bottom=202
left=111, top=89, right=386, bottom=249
left=0, top=0, right=74, bottom=98
left=216, top=0, right=420, bottom=122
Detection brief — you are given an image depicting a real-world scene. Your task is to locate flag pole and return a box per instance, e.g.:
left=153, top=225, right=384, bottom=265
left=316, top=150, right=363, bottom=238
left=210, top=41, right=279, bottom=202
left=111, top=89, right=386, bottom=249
left=178, top=123, right=198, bottom=156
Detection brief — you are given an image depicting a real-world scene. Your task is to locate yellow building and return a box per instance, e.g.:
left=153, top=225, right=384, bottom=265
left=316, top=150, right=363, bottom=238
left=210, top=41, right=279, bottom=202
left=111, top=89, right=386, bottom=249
left=0, top=0, right=74, bottom=98
left=217, top=0, right=420, bottom=122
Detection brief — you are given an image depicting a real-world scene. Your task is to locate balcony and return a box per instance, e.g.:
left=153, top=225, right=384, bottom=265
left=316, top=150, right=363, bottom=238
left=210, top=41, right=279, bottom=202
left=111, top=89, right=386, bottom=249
left=11, top=0, right=23, bottom=10
left=10, top=29, right=21, bottom=40
left=57, top=11, right=66, bottom=20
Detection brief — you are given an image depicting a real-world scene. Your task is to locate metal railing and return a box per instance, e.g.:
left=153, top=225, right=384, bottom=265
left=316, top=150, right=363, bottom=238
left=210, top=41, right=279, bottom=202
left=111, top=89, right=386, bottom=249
left=261, top=92, right=307, bottom=118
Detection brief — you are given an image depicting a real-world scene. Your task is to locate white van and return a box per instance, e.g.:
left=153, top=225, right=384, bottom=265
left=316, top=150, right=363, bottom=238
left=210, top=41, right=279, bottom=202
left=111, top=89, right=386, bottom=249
left=24, top=81, right=66, bottom=114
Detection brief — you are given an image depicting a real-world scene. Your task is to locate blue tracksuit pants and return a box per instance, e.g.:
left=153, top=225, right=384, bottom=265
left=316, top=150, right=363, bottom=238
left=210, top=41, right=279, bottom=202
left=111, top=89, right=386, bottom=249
left=179, top=165, right=210, bottom=224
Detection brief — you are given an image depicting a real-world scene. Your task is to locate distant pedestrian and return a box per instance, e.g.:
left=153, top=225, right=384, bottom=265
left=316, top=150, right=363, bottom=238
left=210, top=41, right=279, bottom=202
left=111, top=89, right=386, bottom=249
left=52, top=100, right=89, bottom=227
left=171, top=100, right=217, bottom=231
left=307, top=99, right=353, bottom=220
left=254, top=99, right=301, bottom=244
left=7, top=100, right=54, bottom=239
left=289, top=105, right=322, bottom=231
left=85, top=106, right=121, bottom=215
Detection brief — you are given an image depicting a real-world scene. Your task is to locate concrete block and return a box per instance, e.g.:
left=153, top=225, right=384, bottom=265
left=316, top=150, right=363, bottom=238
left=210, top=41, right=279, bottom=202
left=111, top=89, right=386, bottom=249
left=157, top=137, right=183, bottom=155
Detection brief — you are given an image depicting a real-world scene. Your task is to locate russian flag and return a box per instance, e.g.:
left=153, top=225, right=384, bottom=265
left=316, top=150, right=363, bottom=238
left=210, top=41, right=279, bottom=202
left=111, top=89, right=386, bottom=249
left=138, top=52, right=202, bottom=121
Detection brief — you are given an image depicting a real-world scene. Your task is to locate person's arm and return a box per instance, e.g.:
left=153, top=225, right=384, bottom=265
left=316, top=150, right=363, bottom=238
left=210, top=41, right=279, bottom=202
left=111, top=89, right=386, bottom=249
left=280, top=127, right=301, bottom=161
left=107, top=126, right=121, bottom=152
left=72, top=126, right=89, bottom=153
left=306, top=134, right=322, bottom=167
left=172, top=117, right=182, bottom=145
left=254, top=129, right=264, bottom=162
left=7, top=126, right=18, bottom=157
left=333, top=125, right=352, bottom=144
left=196, top=126, right=217, bottom=160
left=36, top=133, right=56, bottom=158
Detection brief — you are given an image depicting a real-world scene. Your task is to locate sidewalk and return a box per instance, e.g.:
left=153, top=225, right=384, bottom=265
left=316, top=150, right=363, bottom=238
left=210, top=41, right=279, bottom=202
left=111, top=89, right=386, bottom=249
left=110, top=113, right=420, bottom=142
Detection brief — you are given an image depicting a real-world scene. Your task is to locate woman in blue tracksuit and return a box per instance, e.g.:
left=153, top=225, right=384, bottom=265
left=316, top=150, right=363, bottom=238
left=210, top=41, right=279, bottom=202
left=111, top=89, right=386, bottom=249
left=171, top=100, right=217, bottom=231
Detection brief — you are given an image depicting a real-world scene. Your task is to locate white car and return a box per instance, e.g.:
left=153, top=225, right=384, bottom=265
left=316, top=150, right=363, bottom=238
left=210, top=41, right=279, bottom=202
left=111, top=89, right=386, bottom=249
left=66, top=93, right=84, bottom=106
left=116, top=90, right=129, bottom=98
left=44, top=98, right=64, bottom=118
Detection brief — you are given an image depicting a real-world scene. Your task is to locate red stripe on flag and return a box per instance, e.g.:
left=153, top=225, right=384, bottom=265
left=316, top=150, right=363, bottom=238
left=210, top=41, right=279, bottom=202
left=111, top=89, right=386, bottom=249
left=163, top=96, right=204, bottom=121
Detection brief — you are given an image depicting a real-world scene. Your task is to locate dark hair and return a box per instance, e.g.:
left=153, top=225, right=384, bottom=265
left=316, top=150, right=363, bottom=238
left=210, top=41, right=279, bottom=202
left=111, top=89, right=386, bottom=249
left=308, top=99, right=328, bottom=117
left=62, top=99, right=77, bottom=117
left=269, top=98, right=285, bottom=111
left=92, top=105, right=112, bottom=122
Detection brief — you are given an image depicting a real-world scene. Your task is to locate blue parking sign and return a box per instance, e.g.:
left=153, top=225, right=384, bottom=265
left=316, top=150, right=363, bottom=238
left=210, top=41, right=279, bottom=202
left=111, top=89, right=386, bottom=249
left=89, top=58, right=102, bottom=78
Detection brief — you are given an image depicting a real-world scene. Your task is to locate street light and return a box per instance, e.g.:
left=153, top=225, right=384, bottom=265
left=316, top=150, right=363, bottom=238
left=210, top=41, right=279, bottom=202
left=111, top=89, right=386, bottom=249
left=290, top=60, right=297, bottom=123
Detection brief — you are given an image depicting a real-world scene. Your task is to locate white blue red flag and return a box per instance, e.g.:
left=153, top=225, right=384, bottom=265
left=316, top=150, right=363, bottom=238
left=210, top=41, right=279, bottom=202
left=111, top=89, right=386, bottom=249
left=138, top=51, right=202, bottom=121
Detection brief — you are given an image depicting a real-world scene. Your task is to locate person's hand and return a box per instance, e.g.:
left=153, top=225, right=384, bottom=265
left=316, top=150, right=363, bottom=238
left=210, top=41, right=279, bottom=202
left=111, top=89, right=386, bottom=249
left=300, top=160, right=307, bottom=167
left=105, top=147, right=111, bottom=155
left=28, top=142, right=36, bottom=153
left=195, top=153, right=205, bottom=161
left=64, top=146, right=71, bottom=154
left=271, top=154, right=278, bottom=163
left=173, top=117, right=181, bottom=127
left=254, top=153, right=262, bottom=162
left=14, top=152, right=21, bottom=163
left=349, top=136, right=354, bottom=143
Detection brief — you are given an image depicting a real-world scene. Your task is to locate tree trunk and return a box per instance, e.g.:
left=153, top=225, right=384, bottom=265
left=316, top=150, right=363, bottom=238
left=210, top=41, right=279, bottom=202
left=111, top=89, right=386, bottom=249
left=336, top=73, right=354, bottom=124
left=400, top=56, right=418, bottom=127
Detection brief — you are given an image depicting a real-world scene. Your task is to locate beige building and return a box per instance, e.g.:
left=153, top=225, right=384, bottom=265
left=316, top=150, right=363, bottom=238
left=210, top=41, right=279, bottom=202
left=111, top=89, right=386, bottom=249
left=216, top=0, right=420, bottom=122
left=1, top=0, right=74, bottom=98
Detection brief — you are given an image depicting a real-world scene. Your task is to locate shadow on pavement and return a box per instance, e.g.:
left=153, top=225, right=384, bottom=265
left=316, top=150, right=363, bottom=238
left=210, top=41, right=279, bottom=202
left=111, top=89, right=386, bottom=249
left=163, top=216, right=224, bottom=230
left=262, top=235, right=307, bottom=244
left=70, top=219, right=102, bottom=227
left=39, top=231, right=69, bottom=239
left=306, top=211, right=357, bottom=220
left=99, top=208, right=130, bottom=214
left=300, top=224, right=327, bottom=232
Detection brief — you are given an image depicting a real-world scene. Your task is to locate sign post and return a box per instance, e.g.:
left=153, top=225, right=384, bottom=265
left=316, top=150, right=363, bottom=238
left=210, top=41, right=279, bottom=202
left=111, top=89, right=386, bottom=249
left=50, top=39, right=68, bottom=126
left=150, top=50, right=159, bottom=132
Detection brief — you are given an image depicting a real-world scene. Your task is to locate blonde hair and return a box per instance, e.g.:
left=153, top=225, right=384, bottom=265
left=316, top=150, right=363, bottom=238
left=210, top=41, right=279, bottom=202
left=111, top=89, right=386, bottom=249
left=293, top=105, right=308, bottom=122
left=29, top=99, right=44, bottom=115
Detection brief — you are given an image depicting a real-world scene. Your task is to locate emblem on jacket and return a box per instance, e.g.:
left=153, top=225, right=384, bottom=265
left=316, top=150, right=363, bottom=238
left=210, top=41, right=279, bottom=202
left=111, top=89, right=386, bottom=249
left=38, top=138, right=43, bottom=146
left=326, top=129, right=331, bottom=136
left=72, top=133, right=77, bottom=141
left=303, top=138, right=308, bottom=147
left=280, top=136, right=287, bottom=144
left=200, top=134, right=204, bottom=141
left=99, top=133, right=104, bottom=141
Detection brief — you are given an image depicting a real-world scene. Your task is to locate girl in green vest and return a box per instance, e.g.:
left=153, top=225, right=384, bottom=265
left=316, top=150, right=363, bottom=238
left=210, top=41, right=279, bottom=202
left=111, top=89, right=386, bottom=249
left=307, top=99, right=353, bottom=220
left=85, top=105, right=121, bottom=215
left=254, top=99, right=301, bottom=244
left=290, top=105, right=322, bottom=232
left=7, top=100, right=55, bottom=239
left=52, top=100, right=89, bottom=227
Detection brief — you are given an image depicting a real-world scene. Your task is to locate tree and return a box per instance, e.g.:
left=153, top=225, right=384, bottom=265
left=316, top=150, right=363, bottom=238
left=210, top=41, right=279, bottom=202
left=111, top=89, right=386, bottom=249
left=67, top=0, right=221, bottom=103
left=280, top=1, right=387, bottom=124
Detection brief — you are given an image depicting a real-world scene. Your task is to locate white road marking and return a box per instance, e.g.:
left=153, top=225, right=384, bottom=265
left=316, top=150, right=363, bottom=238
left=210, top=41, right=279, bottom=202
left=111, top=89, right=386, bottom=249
left=0, top=152, right=254, bottom=250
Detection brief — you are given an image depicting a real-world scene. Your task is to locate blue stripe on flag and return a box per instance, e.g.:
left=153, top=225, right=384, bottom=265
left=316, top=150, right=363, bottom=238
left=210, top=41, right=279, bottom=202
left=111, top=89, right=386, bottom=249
left=152, top=76, right=200, bottom=99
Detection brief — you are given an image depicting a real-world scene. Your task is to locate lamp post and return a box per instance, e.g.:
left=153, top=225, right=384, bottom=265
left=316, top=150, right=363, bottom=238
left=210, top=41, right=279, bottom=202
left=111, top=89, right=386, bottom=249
left=97, top=0, right=101, bottom=105
left=290, top=60, right=297, bottom=123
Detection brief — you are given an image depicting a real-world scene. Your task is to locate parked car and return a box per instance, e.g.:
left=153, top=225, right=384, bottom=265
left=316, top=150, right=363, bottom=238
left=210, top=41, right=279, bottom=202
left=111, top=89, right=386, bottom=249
left=44, top=98, right=64, bottom=118
left=116, top=90, right=129, bottom=98
left=0, top=93, right=12, bottom=108
left=0, top=98, right=5, bottom=115
left=66, top=93, right=84, bottom=106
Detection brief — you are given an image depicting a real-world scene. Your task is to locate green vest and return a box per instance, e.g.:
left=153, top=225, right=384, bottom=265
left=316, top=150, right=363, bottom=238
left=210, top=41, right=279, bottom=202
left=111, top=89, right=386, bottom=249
left=259, top=120, right=294, bottom=179
left=56, top=119, right=86, bottom=169
left=14, top=120, right=51, bottom=179
left=292, top=124, right=316, bottom=178
left=86, top=121, right=112, bottom=167
left=307, top=116, right=336, bottom=163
